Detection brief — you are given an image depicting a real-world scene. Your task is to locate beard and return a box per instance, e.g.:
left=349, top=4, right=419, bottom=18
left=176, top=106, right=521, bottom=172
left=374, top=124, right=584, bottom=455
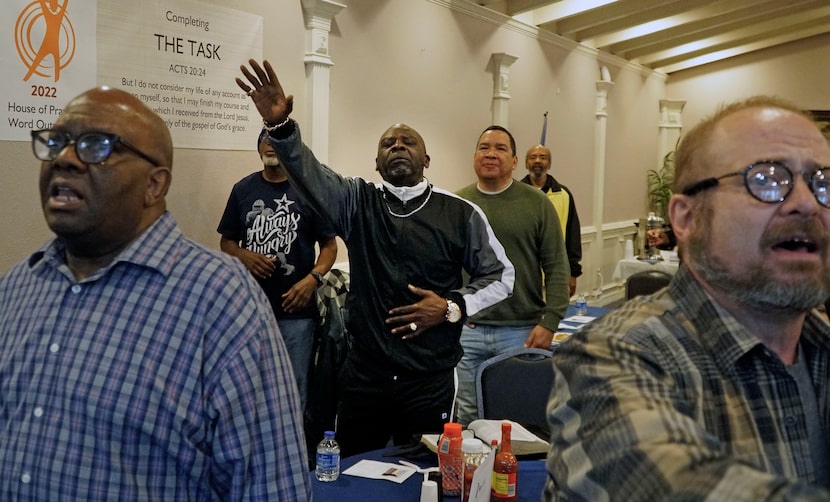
left=262, top=156, right=280, bottom=167
left=686, top=202, right=830, bottom=312
left=529, top=165, right=547, bottom=178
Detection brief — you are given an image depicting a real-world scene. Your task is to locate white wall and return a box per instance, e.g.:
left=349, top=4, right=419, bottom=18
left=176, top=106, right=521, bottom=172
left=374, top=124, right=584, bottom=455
left=267, top=0, right=666, bottom=299
left=11, top=0, right=829, bottom=300
left=666, top=33, right=830, bottom=132
left=1, top=0, right=675, bottom=303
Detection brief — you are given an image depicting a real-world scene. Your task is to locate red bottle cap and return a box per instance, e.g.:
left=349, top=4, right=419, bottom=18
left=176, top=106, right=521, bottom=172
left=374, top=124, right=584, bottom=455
left=443, top=422, right=462, bottom=436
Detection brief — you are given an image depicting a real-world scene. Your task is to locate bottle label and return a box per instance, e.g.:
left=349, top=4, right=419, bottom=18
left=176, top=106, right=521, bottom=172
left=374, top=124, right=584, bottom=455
left=491, top=472, right=517, bottom=498
left=317, top=452, right=339, bottom=469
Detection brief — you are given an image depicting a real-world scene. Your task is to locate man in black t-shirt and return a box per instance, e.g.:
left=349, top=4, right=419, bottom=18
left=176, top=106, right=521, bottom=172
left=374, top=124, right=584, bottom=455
left=218, top=130, right=337, bottom=410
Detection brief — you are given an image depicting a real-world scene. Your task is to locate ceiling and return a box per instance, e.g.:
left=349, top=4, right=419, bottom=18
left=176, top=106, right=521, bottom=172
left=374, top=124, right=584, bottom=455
left=476, top=0, right=830, bottom=74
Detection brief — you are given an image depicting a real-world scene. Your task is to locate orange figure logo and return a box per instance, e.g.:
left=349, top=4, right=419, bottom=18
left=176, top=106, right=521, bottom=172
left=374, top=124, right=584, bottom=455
left=15, top=0, right=76, bottom=82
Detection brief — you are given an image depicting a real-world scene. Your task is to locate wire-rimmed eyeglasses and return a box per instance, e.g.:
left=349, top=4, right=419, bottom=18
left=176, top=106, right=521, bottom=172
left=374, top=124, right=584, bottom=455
left=681, top=160, right=830, bottom=208
left=31, top=129, right=161, bottom=167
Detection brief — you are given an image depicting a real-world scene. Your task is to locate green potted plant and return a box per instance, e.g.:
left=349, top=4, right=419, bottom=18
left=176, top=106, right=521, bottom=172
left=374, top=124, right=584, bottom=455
left=647, top=149, right=675, bottom=222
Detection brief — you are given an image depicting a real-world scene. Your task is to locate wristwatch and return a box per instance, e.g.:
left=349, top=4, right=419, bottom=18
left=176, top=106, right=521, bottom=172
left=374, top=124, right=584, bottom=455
left=310, top=271, right=324, bottom=287
left=445, top=299, right=462, bottom=323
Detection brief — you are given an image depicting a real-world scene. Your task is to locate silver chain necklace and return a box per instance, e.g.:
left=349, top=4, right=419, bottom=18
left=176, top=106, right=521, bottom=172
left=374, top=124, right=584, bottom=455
left=384, top=186, right=432, bottom=218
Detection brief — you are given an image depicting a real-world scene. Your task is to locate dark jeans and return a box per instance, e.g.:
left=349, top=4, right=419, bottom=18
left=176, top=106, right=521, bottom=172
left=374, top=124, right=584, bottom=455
left=336, top=356, right=454, bottom=458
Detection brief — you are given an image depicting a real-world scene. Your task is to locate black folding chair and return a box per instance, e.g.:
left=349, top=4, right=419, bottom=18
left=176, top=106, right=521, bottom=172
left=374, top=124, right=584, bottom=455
left=625, top=270, right=672, bottom=299
left=475, top=347, right=554, bottom=438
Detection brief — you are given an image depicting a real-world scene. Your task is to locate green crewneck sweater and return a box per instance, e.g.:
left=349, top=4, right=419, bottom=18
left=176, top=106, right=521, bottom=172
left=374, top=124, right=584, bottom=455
left=456, top=180, right=569, bottom=331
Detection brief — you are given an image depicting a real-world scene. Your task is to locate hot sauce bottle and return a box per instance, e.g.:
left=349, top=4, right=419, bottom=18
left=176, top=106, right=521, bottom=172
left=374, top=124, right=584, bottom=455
left=491, top=422, right=518, bottom=501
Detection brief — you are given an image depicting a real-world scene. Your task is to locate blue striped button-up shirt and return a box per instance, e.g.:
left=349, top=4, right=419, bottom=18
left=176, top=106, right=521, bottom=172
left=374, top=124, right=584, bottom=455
left=0, top=212, right=310, bottom=500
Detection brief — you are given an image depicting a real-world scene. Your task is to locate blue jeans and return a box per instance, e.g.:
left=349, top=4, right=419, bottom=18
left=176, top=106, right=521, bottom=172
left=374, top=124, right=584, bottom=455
left=455, top=324, right=532, bottom=427
left=276, top=317, right=316, bottom=411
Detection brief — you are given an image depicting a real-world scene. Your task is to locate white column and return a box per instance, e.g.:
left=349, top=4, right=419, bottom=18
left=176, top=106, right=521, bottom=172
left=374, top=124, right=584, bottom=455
left=488, top=53, right=518, bottom=126
left=658, top=99, right=686, bottom=167
left=592, top=79, right=614, bottom=297
left=300, top=0, right=346, bottom=164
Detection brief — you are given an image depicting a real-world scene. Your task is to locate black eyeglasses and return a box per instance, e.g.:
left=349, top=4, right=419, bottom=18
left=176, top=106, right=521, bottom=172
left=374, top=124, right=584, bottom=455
left=31, top=129, right=161, bottom=167
left=681, top=160, right=830, bottom=208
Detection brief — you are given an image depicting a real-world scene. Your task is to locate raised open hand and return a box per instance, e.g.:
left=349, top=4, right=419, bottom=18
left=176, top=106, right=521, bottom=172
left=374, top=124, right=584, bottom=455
left=236, top=59, right=294, bottom=125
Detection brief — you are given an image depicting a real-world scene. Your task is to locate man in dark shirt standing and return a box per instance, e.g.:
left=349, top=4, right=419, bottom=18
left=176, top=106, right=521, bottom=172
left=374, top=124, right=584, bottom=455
left=218, top=130, right=337, bottom=412
left=522, top=144, right=582, bottom=296
left=235, top=59, right=514, bottom=457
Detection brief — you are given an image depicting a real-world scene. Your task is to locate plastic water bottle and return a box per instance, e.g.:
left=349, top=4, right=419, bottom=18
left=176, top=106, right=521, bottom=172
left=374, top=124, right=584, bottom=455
left=575, top=293, right=588, bottom=316
left=315, top=430, right=340, bottom=482
left=437, top=422, right=463, bottom=496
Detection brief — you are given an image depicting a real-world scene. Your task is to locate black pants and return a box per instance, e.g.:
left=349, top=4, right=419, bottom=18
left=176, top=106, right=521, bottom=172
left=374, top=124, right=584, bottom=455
left=336, top=356, right=454, bottom=458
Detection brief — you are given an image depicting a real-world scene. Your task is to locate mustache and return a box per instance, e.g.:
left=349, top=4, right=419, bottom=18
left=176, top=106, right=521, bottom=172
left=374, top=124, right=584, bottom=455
left=760, top=219, right=830, bottom=250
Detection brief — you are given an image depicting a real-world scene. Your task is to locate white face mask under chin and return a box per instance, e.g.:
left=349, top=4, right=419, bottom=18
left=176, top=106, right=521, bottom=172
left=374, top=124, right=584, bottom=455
left=382, top=178, right=428, bottom=202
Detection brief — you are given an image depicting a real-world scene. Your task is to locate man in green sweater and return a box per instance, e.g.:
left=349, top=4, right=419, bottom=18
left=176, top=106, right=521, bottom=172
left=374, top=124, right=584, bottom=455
left=455, top=125, right=570, bottom=426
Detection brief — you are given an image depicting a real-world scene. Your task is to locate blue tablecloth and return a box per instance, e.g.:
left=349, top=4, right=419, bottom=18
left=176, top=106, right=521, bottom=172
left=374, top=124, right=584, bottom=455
left=312, top=447, right=548, bottom=501
left=563, top=304, right=608, bottom=324
left=556, top=304, right=610, bottom=342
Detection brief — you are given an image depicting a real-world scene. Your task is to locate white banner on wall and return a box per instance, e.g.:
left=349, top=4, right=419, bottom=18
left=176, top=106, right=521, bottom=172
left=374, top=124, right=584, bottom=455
left=0, top=0, right=98, bottom=141
left=0, top=0, right=263, bottom=149
left=97, top=0, right=263, bottom=149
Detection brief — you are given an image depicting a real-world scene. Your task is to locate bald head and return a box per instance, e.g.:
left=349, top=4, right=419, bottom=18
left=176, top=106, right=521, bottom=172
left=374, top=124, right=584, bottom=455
left=526, top=144, right=551, bottom=159
left=526, top=144, right=552, bottom=185
left=673, top=95, right=813, bottom=194
left=375, top=123, right=430, bottom=187
left=60, top=86, right=173, bottom=168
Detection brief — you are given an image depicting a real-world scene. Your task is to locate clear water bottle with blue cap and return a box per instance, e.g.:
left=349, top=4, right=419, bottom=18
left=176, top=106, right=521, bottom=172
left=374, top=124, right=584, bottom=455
left=575, top=293, right=588, bottom=316
left=316, top=430, right=340, bottom=482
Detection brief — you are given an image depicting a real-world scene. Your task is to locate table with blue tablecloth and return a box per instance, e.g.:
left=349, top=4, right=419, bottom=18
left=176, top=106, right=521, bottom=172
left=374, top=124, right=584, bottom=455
left=561, top=304, right=609, bottom=328
left=552, top=304, right=610, bottom=346
left=312, top=446, right=548, bottom=501
left=311, top=305, right=610, bottom=500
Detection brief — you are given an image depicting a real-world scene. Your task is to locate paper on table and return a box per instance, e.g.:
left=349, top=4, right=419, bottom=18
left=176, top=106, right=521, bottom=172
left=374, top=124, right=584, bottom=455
left=342, top=460, right=417, bottom=484
left=557, top=322, right=582, bottom=331
left=552, top=332, right=571, bottom=343
left=562, top=315, right=596, bottom=324
left=467, top=447, right=495, bottom=502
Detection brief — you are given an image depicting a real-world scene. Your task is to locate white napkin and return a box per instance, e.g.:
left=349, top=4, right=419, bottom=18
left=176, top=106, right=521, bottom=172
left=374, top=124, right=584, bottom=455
left=342, top=460, right=417, bottom=484
left=562, top=315, right=596, bottom=324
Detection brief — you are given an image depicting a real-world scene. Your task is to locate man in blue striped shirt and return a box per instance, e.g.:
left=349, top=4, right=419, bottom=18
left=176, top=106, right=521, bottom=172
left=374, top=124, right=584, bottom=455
left=0, top=87, right=310, bottom=500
